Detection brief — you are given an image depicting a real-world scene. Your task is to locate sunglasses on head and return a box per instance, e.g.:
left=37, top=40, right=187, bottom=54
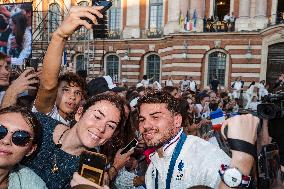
left=0, top=124, right=33, bottom=147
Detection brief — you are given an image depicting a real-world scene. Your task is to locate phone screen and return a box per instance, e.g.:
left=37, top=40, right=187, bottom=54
left=78, top=151, right=107, bottom=186
left=120, top=138, right=138, bottom=155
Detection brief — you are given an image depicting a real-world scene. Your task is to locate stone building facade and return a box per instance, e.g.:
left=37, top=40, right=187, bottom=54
left=1, top=0, right=284, bottom=89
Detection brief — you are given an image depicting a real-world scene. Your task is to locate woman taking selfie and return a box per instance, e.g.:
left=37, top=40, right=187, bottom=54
left=23, top=93, right=129, bottom=189
left=0, top=106, right=47, bottom=189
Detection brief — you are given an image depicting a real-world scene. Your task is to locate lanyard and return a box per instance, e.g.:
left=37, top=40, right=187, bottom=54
left=155, top=132, right=187, bottom=189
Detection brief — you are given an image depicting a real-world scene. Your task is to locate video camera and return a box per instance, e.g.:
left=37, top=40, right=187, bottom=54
left=257, top=92, right=284, bottom=119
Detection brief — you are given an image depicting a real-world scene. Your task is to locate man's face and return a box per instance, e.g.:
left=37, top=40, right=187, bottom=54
left=209, top=92, right=217, bottom=103
left=138, top=103, right=181, bottom=148
left=56, top=81, right=83, bottom=118
left=0, top=59, right=10, bottom=86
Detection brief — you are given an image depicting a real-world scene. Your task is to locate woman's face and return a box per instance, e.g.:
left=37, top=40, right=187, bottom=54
left=76, top=100, right=121, bottom=149
left=0, top=112, right=35, bottom=169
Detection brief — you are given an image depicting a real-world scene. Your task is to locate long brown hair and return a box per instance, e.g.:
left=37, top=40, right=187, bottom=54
left=11, top=13, right=27, bottom=48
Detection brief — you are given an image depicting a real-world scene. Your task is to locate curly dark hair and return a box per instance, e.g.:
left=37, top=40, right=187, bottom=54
left=137, top=90, right=179, bottom=114
left=58, top=72, right=86, bottom=97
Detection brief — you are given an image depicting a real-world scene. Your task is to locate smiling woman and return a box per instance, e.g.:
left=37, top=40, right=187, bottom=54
left=23, top=93, right=125, bottom=189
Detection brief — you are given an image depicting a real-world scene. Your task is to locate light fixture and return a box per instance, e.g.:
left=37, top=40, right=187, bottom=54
left=246, top=40, right=252, bottom=60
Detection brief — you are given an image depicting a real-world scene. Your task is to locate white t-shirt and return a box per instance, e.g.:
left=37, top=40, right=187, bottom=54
left=165, top=80, right=174, bottom=87
left=145, top=132, right=231, bottom=189
left=32, top=105, right=70, bottom=126
left=180, top=80, right=189, bottom=91
left=233, top=81, right=242, bottom=91
left=141, top=79, right=150, bottom=87
left=246, top=85, right=255, bottom=95
left=189, top=80, right=196, bottom=92
left=248, top=101, right=260, bottom=111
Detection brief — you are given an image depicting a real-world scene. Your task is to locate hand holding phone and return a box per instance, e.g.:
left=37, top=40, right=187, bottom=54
left=83, top=0, right=112, bottom=25
left=78, top=151, right=108, bottom=186
left=120, top=138, right=138, bottom=155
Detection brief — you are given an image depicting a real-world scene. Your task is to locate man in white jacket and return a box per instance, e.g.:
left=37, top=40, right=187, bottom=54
left=137, top=91, right=259, bottom=189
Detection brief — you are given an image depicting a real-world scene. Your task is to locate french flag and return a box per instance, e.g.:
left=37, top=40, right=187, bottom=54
left=210, top=108, right=225, bottom=131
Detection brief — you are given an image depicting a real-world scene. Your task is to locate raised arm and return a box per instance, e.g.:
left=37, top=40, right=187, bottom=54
left=34, top=6, right=103, bottom=114
left=219, top=114, right=259, bottom=189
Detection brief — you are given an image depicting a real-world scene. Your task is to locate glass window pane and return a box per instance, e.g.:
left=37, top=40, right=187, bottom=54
left=109, top=0, right=121, bottom=31
left=208, top=52, right=226, bottom=86
left=76, top=55, right=85, bottom=71
left=49, top=3, right=61, bottom=33
left=106, top=55, right=119, bottom=82
left=149, top=0, right=163, bottom=29
left=146, top=55, right=160, bottom=82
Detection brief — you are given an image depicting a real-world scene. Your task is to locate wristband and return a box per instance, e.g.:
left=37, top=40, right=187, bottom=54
left=227, top=138, right=257, bottom=160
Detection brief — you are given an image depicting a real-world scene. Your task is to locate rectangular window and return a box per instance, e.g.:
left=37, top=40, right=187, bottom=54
left=149, top=0, right=163, bottom=29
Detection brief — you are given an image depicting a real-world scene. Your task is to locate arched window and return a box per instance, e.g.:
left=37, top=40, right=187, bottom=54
left=108, top=0, right=121, bottom=32
left=49, top=3, right=61, bottom=33
left=106, top=55, right=119, bottom=82
left=208, top=52, right=226, bottom=86
left=149, top=0, right=163, bottom=29
left=146, top=54, right=160, bottom=82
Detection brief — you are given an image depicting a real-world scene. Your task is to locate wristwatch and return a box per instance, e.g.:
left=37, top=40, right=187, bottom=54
left=219, top=164, right=251, bottom=188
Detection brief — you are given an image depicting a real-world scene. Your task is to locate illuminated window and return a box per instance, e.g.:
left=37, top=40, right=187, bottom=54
left=208, top=52, right=226, bottom=85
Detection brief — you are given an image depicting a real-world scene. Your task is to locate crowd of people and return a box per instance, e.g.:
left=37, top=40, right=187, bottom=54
left=0, top=5, right=283, bottom=189
left=0, top=4, right=32, bottom=66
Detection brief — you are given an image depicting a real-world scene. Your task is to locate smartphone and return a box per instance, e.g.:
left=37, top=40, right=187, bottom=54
left=93, top=0, right=112, bottom=13
left=80, top=0, right=112, bottom=26
left=120, top=138, right=138, bottom=155
left=78, top=151, right=108, bottom=186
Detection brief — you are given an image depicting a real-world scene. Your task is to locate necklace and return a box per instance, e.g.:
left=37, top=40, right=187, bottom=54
left=51, top=128, right=69, bottom=173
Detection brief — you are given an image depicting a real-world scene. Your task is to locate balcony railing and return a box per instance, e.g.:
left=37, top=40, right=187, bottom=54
left=141, top=28, right=164, bottom=38
left=204, top=20, right=235, bottom=32
left=108, top=30, right=122, bottom=39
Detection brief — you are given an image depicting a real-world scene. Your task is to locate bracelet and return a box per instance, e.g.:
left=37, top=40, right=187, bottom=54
left=110, top=165, right=118, bottom=175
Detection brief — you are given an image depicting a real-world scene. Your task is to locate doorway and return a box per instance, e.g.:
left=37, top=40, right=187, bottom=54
left=267, top=43, right=284, bottom=87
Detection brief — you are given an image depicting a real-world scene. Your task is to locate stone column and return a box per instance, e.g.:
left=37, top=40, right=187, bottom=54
left=164, top=0, right=181, bottom=34
left=209, top=0, right=214, bottom=17
left=180, top=0, right=189, bottom=16
left=271, top=0, right=278, bottom=25
left=123, top=0, right=140, bottom=38
left=230, top=0, right=234, bottom=15
left=188, top=0, right=205, bottom=32
left=235, top=0, right=251, bottom=31
left=255, top=0, right=268, bottom=29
